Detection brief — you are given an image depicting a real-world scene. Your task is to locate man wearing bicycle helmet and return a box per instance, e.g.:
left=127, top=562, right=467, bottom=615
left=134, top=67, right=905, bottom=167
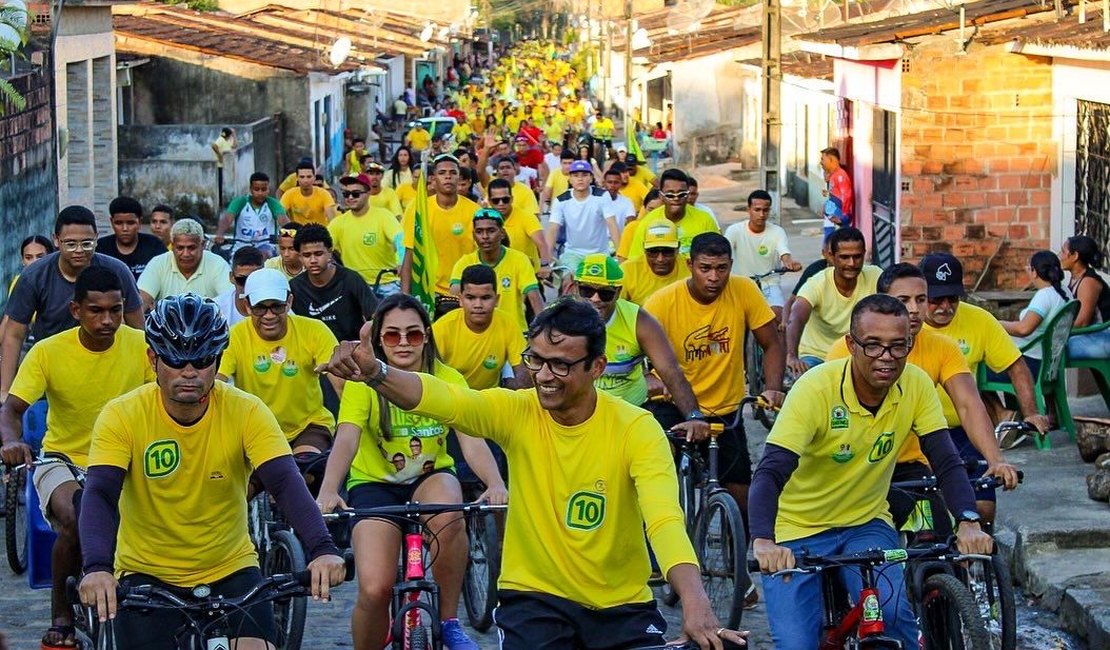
left=78, top=293, right=345, bottom=649
left=750, top=295, right=993, bottom=650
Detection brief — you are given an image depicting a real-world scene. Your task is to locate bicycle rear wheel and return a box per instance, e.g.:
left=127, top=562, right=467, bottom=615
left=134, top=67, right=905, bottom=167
left=267, top=529, right=307, bottom=650
left=5, top=466, right=28, bottom=574
left=692, top=491, right=749, bottom=629
left=744, top=334, right=775, bottom=429
left=965, top=554, right=1016, bottom=650
left=463, top=510, right=501, bottom=632
left=920, top=573, right=992, bottom=650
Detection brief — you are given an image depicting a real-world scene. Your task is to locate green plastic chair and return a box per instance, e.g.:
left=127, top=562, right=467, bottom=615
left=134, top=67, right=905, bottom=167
left=977, top=300, right=1080, bottom=449
left=1064, top=320, right=1110, bottom=411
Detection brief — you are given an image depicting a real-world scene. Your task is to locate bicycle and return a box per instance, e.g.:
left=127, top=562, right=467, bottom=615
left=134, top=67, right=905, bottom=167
left=325, top=501, right=506, bottom=650
left=66, top=560, right=354, bottom=649
left=755, top=542, right=994, bottom=649
left=456, top=467, right=505, bottom=632
left=660, top=398, right=765, bottom=631
left=745, top=267, right=794, bottom=429
left=2, top=461, right=28, bottom=574
left=247, top=492, right=307, bottom=650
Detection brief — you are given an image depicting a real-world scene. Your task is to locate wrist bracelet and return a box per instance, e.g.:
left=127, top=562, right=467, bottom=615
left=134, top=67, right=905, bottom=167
left=365, top=359, right=388, bottom=388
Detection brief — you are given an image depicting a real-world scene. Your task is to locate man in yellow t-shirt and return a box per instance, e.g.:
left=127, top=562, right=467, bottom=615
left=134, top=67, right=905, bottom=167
left=279, top=161, right=337, bottom=226
left=318, top=298, right=744, bottom=649
left=77, top=294, right=344, bottom=647
left=404, top=121, right=432, bottom=155
left=0, top=268, right=153, bottom=647
left=363, top=162, right=403, bottom=217
left=626, top=155, right=657, bottom=189
left=400, top=155, right=480, bottom=300
left=449, top=208, right=543, bottom=333
left=824, top=263, right=1020, bottom=527
left=329, top=173, right=402, bottom=292
left=625, top=169, right=718, bottom=259
left=619, top=220, right=690, bottom=306
left=488, top=177, right=553, bottom=276
left=434, top=264, right=526, bottom=390
left=786, top=227, right=881, bottom=375
left=617, top=162, right=649, bottom=214
left=643, top=232, right=784, bottom=518
left=540, top=150, right=574, bottom=212
left=751, top=295, right=993, bottom=650
left=217, top=269, right=343, bottom=454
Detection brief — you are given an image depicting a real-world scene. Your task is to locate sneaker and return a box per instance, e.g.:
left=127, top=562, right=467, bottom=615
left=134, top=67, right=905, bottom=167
left=441, top=618, right=480, bottom=650
left=997, top=426, right=1028, bottom=451
left=743, top=582, right=759, bottom=609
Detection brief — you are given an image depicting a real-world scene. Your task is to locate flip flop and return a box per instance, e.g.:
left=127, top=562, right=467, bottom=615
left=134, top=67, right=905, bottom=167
left=41, top=624, right=76, bottom=649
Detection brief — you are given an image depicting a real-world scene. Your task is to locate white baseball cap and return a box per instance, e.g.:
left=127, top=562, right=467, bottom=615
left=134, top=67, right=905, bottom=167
left=243, top=268, right=290, bottom=306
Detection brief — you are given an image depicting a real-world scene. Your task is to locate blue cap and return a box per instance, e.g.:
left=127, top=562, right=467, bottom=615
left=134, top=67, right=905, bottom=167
left=568, top=160, right=592, bottom=174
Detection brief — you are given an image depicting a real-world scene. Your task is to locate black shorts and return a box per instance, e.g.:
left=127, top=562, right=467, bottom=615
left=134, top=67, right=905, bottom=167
left=111, top=567, right=276, bottom=649
left=644, top=401, right=753, bottom=485
left=494, top=590, right=666, bottom=650
left=347, top=469, right=457, bottom=523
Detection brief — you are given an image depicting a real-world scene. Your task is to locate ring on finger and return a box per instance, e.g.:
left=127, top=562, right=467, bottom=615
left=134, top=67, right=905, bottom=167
left=716, top=627, right=725, bottom=637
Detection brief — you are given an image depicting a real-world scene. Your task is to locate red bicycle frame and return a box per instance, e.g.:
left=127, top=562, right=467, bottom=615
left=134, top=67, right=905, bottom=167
left=819, top=584, right=887, bottom=648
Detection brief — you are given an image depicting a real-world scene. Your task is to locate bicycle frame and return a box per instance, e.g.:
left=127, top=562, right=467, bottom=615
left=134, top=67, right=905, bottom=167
left=392, top=516, right=442, bottom=650
left=817, top=564, right=894, bottom=649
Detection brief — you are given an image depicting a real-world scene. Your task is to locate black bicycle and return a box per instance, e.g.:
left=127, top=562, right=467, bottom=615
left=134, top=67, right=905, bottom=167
left=66, top=560, right=354, bottom=649
left=745, top=268, right=795, bottom=428
left=458, top=476, right=503, bottom=632
left=2, top=461, right=28, bottom=574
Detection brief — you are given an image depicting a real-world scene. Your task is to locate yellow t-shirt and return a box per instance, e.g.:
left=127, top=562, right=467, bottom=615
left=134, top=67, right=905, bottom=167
left=631, top=165, right=656, bottom=187
left=402, top=195, right=481, bottom=294
left=450, top=247, right=539, bottom=333
left=643, top=276, right=775, bottom=414
left=923, top=302, right=1022, bottom=425
left=279, top=187, right=335, bottom=227
left=338, top=361, right=467, bottom=486
left=218, top=316, right=339, bottom=440
left=503, top=209, right=544, bottom=271
left=544, top=169, right=569, bottom=197
left=411, top=375, right=697, bottom=609
left=766, top=358, right=948, bottom=542
left=395, top=181, right=418, bottom=211
left=432, top=308, right=525, bottom=390
left=796, top=265, right=884, bottom=360
left=368, top=187, right=403, bottom=218
left=406, top=128, right=431, bottom=152
left=626, top=208, right=719, bottom=259
left=620, top=179, right=647, bottom=214
left=596, top=299, right=646, bottom=405
left=9, top=327, right=153, bottom=467
left=88, top=382, right=291, bottom=586
left=620, top=254, right=690, bottom=306
left=826, top=328, right=970, bottom=463
left=263, top=256, right=302, bottom=281
left=328, top=207, right=402, bottom=285
left=512, top=182, right=540, bottom=217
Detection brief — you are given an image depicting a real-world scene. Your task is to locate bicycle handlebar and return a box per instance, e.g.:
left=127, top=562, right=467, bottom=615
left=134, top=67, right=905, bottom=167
left=322, top=501, right=507, bottom=522
left=752, top=544, right=994, bottom=578
left=664, top=396, right=776, bottom=443
left=994, top=420, right=1039, bottom=435
left=749, top=268, right=794, bottom=281
left=891, top=469, right=1024, bottom=492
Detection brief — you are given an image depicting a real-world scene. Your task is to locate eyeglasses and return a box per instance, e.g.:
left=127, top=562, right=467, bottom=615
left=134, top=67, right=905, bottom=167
left=250, top=302, right=289, bottom=317
left=61, top=239, right=96, bottom=253
left=381, top=329, right=426, bottom=347
left=645, top=247, right=677, bottom=258
left=577, top=285, right=619, bottom=302
left=489, top=195, right=512, bottom=205
left=157, top=355, right=219, bottom=370
left=341, top=190, right=366, bottom=198
left=233, top=275, right=250, bottom=287
left=521, top=349, right=592, bottom=377
left=661, top=191, right=690, bottom=201
left=850, top=334, right=913, bottom=360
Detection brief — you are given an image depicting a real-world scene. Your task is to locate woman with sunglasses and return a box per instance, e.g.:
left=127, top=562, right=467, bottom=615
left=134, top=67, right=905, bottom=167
left=316, top=294, right=505, bottom=650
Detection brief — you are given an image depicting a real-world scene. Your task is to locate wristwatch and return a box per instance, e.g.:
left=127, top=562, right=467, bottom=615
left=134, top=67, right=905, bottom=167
left=686, top=409, right=707, bottom=422
left=365, top=359, right=389, bottom=388
left=956, top=510, right=982, bottom=525
left=540, top=260, right=552, bottom=267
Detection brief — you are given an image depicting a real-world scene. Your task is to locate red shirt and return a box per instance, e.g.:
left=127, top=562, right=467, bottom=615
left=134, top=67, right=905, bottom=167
left=517, top=146, right=544, bottom=169
left=827, top=167, right=854, bottom=217
left=519, top=124, right=543, bottom=145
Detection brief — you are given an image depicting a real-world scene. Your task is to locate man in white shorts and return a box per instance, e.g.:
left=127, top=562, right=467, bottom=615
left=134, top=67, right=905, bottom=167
left=724, top=189, right=801, bottom=321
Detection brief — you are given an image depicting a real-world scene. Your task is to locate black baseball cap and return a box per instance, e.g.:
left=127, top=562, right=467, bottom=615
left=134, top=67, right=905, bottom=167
left=919, top=252, right=965, bottom=299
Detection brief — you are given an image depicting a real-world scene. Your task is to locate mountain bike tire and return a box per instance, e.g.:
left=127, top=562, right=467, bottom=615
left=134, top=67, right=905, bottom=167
left=5, top=466, right=28, bottom=574
left=965, top=553, right=1016, bottom=650
left=693, top=491, right=749, bottom=629
left=920, top=573, right=992, bottom=650
left=267, top=529, right=307, bottom=650
left=463, top=510, right=501, bottom=632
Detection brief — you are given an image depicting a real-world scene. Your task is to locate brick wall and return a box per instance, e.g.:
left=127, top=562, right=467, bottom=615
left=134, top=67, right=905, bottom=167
left=899, top=40, right=1054, bottom=291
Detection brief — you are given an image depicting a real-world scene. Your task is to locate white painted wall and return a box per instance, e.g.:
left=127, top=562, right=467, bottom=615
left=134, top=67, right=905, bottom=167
left=308, top=72, right=352, bottom=177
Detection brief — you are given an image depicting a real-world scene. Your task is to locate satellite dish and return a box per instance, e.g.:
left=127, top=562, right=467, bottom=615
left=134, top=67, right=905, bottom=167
left=329, top=36, right=352, bottom=67
left=420, top=23, right=435, bottom=42
left=689, top=0, right=714, bottom=20
left=666, top=9, right=696, bottom=35
left=631, top=28, right=652, bottom=50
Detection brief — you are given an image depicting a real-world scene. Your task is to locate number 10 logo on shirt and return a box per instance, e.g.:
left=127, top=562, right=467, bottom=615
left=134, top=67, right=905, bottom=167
left=144, top=440, right=181, bottom=478
left=566, top=491, right=606, bottom=530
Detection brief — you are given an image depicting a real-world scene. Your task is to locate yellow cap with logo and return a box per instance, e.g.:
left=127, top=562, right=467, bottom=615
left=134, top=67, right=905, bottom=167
left=574, top=253, right=624, bottom=287
left=642, top=219, right=680, bottom=249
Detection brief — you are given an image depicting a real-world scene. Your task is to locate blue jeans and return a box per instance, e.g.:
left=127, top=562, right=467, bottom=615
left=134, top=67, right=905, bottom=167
left=763, top=519, right=918, bottom=650
left=1067, top=328, right=1110, bottom=360
left=800, top=355, right=823, bottom=370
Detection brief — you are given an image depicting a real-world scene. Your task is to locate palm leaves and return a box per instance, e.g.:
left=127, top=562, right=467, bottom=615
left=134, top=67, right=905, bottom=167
left=0, top=2, right=30, bottom=113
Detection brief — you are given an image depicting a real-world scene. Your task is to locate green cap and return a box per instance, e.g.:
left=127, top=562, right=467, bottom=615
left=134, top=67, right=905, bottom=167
left=574, top=253, right=623, bottom=287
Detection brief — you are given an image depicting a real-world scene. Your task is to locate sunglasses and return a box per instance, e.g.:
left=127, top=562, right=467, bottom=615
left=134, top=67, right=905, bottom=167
left=661, top=191, right=690, bottom=201
left=279, top=228, right=298, bottom=238
left=341, top=190, right=366, bottom=198
left=645, top=247, right=677, bottom=258
left=381, top=329, right=426, bottom=347
left=577, top=285, right=619, bottom=302
left=158, top=355, right=219, bottom=370
left=250, top=302, right=289, bottom=317
left=489, top=196, right=512, bottom=205
left=233, top=275, right=250, bottom=287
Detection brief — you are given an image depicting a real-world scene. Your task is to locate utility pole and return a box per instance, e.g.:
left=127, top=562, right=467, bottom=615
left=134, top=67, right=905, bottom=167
left=761, top=0, right=782, bottom=220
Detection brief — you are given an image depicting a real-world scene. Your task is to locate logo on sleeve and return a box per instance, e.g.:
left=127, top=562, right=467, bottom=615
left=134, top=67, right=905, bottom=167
left=830, top=406, right=849, bottom=430
left=565, top=491, right=606, bottom=531
left=144, top=440, right=181, bottom=478
left=868, top=431, right=896, bottom=463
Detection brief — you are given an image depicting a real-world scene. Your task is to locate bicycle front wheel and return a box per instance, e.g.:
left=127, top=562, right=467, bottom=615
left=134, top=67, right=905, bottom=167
left=965, top=554, right=1016, bottom=650
left=920, top=573, right=992, bottom=650
left=463, top=510, right=501, bottom=632
left=744, top=334, right=775, bottom=429
left=267, top=529, right=307, bottom=650
left=5, top=466, right=28, bottom=574
left=692, top=491, right=749, bottom=629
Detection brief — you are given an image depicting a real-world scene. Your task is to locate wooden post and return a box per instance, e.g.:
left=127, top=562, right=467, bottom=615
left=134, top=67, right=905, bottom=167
left=761, top=0, right=783, bottom=219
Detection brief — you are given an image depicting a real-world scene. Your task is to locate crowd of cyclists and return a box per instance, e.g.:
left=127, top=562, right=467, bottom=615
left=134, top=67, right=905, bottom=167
left=0, top=37, right=1101, bottom=650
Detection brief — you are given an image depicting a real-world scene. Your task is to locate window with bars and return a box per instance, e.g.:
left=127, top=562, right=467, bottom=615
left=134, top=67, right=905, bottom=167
left=1076, top=99, right=1110, bottom=270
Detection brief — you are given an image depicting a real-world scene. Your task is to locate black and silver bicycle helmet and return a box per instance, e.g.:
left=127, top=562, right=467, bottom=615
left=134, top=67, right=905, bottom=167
left=145, top=293, right=229, bottom=364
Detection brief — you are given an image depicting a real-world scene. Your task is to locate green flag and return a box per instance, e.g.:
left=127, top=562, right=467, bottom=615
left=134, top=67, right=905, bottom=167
left=627, top=119, right=645, bottom=163
left=409, top=163, right=438, bottom=317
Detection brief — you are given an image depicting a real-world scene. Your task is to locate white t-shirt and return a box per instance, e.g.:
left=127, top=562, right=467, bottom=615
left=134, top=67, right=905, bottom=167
left=724, top=220, right=792, bottom=286
left=1013, top=286, right=1067, bottom=359
left=543, top=152, right=561, bottom=172
left=515, top=166, right=538, bottom=187
left=602, top=192, right=636, bottom=228
left=213, top=287, right=250, bottom=328
left=550, top=188, right=615, bottom=256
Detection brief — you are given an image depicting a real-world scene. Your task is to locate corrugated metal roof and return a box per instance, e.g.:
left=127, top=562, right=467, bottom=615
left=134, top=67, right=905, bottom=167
left=739, top=52, right=835, bottom=80
left=614, top=5, right=761, bottom=63
left=994, top=7, right=1110, bottom=51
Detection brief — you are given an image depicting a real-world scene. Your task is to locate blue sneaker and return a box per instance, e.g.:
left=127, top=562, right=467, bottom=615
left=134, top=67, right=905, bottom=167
left=441, top=618, right=480, bottom=650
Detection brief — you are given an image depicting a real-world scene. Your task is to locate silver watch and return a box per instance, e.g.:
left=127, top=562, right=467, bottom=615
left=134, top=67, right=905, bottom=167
left=365, top=359, right=389, bottom=388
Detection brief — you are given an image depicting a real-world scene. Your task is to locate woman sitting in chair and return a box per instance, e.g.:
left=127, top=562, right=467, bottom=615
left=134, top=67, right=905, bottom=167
left=990, top=250, right=1068, bottom=380
left=1060, top=235, right=1110, bottom=360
